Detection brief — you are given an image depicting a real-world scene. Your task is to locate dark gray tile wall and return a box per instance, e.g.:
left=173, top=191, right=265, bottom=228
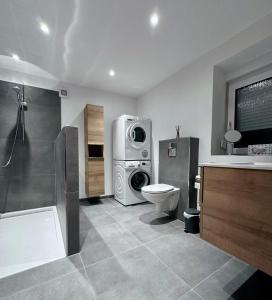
left=159, top=137, right=199, bottom=221
left=0, top=80, right=61, bottom=212
left=55, top=126, right=80, bottom=256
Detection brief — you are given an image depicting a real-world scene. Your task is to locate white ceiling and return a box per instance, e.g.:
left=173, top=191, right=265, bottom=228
left=1, top=0, right=272, bottom=97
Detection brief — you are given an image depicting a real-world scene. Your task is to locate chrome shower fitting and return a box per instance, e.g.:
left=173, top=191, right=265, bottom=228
left=1, top=85, right=28, bottom=168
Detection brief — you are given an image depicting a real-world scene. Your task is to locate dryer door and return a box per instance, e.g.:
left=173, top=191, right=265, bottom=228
left=127, top=123, right=146, bottom=149
left=129, top=170, right=151, bottom=192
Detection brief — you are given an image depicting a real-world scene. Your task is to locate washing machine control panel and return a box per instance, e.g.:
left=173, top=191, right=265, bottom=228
left=125, top=161, right=139, bottom=169
left=125, top=161, right=151, bottom=169
left=140, top=161, right=151, bottom=167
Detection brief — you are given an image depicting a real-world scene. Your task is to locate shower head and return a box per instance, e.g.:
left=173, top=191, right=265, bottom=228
left=12, top=86, right=21, bottom=93
left=12, top=86, right=25, bottom=105
left=13, top=86, right=21, bottom=100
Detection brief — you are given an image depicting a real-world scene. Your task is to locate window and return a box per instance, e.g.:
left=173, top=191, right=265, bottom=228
left=234, top=77, right=272, bottom=147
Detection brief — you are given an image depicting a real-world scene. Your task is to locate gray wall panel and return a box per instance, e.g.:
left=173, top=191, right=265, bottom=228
left=159, top=137, right=199, bottom=221
left=55, top=126, right=79, bottom=256
left=0, top=80, right=61, bottom=213
left=5, top=175, right=55, bottom=212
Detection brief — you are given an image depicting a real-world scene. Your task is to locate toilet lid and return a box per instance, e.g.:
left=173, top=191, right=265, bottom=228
left=142, top=184, right=174, bottom=194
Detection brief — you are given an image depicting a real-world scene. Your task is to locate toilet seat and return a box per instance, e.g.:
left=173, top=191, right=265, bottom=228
left=141, top=184, right=180, bottom=212
left=142, top=184, right=174, bottom=194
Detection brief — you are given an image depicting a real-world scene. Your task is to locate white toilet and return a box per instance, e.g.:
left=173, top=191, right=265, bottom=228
left=141, top=184, right=180, bottom=212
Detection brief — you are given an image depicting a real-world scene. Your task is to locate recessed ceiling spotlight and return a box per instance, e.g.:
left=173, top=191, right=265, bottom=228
left=150, top=12, right=159, bottom=27
left=40, top=22, right=50, bottom=35
left=109, top=69, right=115, bottom=77
left=12, top=53, right=20, bottom=61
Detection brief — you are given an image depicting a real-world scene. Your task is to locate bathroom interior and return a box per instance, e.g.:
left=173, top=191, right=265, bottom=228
left=0, top=1, right=272, bottom=299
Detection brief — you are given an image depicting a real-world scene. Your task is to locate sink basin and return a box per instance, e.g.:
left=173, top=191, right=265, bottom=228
left=208, top=162, right=254, bottom=165
left=208, top=162, right=272, bottom=166
left=253, top=162, right=272, bottom=166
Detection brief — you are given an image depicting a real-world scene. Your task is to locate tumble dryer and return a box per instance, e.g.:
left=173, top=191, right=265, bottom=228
left=113, top=115, right=152, bottom=161
left=113, top=160, right=152, bottom=205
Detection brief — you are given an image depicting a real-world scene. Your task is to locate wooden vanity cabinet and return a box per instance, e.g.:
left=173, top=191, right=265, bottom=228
left=200, top=166, right=272, bottom=276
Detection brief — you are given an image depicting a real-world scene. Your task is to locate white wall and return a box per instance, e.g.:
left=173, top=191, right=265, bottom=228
left=137, top=13, right=272, bottom=183
left=137, top=58, right=213, bottom=183
left=0, top=68, right=137, bottom=198
left=211, top=66, right=227, bottom=156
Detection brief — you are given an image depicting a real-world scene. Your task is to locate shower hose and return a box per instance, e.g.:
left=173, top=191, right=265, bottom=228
left=1, top=104, right=22, bottom=168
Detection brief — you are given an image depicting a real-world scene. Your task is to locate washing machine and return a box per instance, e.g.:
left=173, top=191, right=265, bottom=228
left=113, top=115, right=152, bottom=161
left=114, top=160, right=152, bottom=205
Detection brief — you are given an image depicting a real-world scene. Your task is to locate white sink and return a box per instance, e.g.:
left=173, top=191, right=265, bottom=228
left=207, top=162, right=272, bottom=167
left=208, top=162, right=254, bottom=165
left=253, top=162, right=272, bottom=166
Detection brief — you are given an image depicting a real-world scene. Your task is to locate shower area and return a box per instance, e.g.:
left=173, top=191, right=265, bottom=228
left=0, top=80, right=79, bottom=278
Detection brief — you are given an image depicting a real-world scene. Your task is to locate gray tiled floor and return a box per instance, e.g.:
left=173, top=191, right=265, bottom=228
left=1, top=198, right=271, bottom=300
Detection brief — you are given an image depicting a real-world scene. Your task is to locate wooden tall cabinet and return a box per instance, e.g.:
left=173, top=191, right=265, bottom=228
left=84, top=104, right=105, bottom=197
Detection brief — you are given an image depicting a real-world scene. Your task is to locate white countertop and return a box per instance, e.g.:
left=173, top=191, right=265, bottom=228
left=199, top=162, right=272, bottom=171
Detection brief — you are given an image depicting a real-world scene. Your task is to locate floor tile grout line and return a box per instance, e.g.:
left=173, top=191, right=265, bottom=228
left=81, top=206, right=182, bottom=270
left=85, top=201, right=255, bottom=293
left=141, top=227, right=183, bottom=246
left=81, top=201, right=237, bottom=298
left=81, top=213, right=194, bottom=298
left=143, top=233, right=234, bottom=293
left=82, top=202, right=240, bottom=298
left=109, top=202, right=234, bottom=271
left=83, top=275, right=98, bottom=300
left=141, top=243, right=193, bottom=293
left=181, top=288, right=206, bottom=300
left=79, top=252, right=88, bottom=276
left=115, top=218, right=150, bottom=244
left=82, top=253, right=115, bottom=269
left=191, top=256, right=233, bottom=291
left=81, top=207, right=114, bottom=219
left=192, top=289, right=206, bottom=300
left=81, top=203, right=168, bottom=268
left=115, top=218, right=147, bottom=246
left=82, top=201, right=189, bottom=270
left=1, top=266, right=87, bottom=299
left=82, top=201, right=228, bottom=250
left=80, top=254, right=98, bottom=300
left=82, top=243, right=145, bottom=269
left=114, top=214, right=182, bottom=246
left=189, top=256, right=251, bottom=300
left=143, top=242, right=196, bottom=288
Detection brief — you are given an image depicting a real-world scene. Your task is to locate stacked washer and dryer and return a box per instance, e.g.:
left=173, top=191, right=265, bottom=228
left=113, top=115, right=152, bottom=205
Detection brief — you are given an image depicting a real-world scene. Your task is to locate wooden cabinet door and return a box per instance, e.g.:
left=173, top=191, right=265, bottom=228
left=201, top=167, right=272, bottom=276
left=87, top=160, right=104, bottom=197
left=86, top=105, right=104, bottom=144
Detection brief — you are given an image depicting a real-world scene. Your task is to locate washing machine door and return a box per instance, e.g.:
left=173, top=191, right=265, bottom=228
left=127, top=123, right=147, bottom=149
left=129, top=170, right=151, bottom=192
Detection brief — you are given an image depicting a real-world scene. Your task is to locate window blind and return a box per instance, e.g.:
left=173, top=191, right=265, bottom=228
left=235, top=77, right=272, bottom=132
